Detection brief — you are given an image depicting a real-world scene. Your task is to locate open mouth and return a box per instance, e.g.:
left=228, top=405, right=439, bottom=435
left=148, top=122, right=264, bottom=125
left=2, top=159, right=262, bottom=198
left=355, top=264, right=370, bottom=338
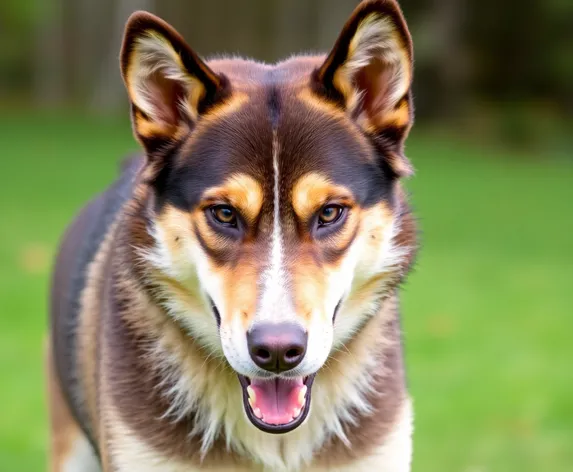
left=237, top=374, right=316, bottom=433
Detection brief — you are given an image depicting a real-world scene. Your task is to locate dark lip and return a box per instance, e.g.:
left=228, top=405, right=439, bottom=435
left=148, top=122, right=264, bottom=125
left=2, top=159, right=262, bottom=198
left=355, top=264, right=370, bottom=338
left=238, top=374, right=316, bottom=434
left=332, top=298, right=343, bottom=324
left=208, top=297, right=221, bottom=327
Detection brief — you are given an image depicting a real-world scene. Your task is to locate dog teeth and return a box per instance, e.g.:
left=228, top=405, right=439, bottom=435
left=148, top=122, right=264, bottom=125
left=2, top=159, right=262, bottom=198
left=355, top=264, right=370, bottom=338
left=254, top=408, right=263, bottom=419
left=247, top=386, right=256, bottom=402
left=292, top=407, right=301, bottom=419
left=248, top=398, right=255, bottom=410
left=298, top=385, right=307, bottom=405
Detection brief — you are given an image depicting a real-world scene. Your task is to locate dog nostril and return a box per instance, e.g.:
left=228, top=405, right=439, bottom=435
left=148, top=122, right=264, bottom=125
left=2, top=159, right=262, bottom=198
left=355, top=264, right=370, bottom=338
left=285, top=348, right=302, bottom=361
left=255, top=348, right=272, bottom=362
left=248, top=323, right=307, bottom=372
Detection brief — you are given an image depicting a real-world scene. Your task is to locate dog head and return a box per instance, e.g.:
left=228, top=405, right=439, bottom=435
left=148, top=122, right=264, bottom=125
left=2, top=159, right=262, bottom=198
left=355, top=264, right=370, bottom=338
left=121, top=0, right=415, bottom=434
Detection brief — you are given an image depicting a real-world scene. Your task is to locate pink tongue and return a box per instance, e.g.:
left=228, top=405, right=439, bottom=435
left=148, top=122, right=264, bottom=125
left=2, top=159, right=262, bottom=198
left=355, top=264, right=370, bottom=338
left=250, top=377, right=304, bottom=425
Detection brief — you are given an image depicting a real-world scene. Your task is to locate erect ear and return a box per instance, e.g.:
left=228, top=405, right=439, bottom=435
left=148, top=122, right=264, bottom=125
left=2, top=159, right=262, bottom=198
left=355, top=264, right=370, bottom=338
left=313, top=0, right=414, bottom=177
left=120, top=11, right=229, bottom=155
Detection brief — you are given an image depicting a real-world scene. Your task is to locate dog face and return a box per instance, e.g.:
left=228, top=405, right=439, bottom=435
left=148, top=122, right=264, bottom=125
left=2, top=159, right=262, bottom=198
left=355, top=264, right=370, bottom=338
left=121, top=0, right=414, bottom=434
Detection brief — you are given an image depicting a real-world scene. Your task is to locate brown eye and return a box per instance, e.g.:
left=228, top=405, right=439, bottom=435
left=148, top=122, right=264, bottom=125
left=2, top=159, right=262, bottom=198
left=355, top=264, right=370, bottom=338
left=318, top=204, right=344, bottom=226
left=211, top=205, right=237, bottom=227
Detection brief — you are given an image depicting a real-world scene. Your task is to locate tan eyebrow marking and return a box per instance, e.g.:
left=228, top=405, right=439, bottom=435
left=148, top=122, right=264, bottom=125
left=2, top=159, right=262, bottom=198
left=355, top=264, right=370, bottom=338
left=202, top=173, right=264, bottom=223
left=292, top=172, right=355, bottom=222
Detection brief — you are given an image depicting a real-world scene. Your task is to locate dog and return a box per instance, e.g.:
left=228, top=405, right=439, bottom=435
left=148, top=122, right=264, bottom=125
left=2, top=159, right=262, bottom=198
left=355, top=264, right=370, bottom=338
left=47, top=1, right=418, bottom=470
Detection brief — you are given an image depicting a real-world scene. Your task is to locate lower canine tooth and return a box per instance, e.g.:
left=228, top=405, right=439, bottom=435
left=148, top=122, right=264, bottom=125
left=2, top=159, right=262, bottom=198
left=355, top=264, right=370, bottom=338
left=248, top=398, right=255, bottom=409
left=247, top=386, right=256, bottom=401
left=298, top=385, right=308, bottom=405
left=293, top=407, right=301, bottom=419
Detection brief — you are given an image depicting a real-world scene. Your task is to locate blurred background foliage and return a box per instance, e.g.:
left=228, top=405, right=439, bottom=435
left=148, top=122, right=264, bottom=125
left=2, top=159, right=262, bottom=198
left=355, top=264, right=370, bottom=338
left=1, top=0, right=572, bottom=149
left=0, top=1, right=572, bottom=471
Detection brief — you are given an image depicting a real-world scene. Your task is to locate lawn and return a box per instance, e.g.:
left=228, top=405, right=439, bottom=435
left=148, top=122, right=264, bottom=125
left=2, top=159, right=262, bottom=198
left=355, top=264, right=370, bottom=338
left=0, top=113, right=571, bottom=471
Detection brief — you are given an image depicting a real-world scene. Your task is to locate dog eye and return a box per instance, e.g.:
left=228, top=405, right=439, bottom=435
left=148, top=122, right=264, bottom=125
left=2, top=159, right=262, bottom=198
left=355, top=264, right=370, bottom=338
left=318, top=204, right=344, bottom=226
left=211, top=205, right=238, bottom=227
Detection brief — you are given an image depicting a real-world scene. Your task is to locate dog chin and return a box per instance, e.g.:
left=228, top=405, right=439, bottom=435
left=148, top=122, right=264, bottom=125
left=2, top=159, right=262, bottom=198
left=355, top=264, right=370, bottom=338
left=237, top=373, right=316, bottom=433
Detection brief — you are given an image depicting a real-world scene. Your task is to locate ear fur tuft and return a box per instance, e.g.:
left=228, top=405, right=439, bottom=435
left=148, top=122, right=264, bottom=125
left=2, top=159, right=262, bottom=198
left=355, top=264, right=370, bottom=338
left=341, top=13, right=411, bottom=118
left=130, top=31, right=202, bottom=123
left=314, top=0, right=414, bottom=177
left=120, top=11, right=227, bottom=154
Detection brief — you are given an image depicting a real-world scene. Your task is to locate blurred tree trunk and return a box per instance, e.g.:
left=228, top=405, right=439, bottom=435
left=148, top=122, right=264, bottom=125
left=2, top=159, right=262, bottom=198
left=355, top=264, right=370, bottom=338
left=274, top=0, right=315, bottom=60
left=411, top=0, right=469, bottom=120
left=185, top=0, right=231, bottom=58
left=34, top=0, right=66, bottom=106
left=316, top=0, right=357, bottom=52
left=76, top=0, right=108, bottom=99
left=228, top=0, right=263, bottom=60
left=431, top=0, right=468, bottom=119
left=91, top=0, right=155, bottom=113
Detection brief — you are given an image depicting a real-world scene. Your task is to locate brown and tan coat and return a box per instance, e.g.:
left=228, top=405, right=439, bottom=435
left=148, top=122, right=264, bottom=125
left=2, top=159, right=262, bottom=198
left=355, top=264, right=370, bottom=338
left=48, top=1, right=419, bottom=471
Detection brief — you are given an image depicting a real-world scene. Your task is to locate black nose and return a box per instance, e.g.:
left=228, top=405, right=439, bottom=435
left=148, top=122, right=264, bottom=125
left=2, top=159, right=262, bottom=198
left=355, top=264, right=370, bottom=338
left=247, top=323, right=308, bottom=373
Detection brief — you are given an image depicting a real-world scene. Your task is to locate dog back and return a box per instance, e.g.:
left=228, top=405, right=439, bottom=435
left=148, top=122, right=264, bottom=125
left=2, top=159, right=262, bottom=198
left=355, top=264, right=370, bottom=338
left=50, top=155, right=143, bottom=443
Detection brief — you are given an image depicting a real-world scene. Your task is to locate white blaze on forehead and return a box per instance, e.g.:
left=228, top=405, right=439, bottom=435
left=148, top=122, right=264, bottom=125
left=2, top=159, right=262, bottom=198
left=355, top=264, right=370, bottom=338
left=257, top=129, right=292, bottom=322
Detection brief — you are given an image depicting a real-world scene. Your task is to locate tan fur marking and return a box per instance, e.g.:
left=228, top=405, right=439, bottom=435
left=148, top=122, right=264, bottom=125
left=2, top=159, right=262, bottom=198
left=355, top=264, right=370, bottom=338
left=290, top=250, right=328, bottom=322
left=133, top=111, right=181, bottom=140
left=360, top=201, right=395, bottom=256
left=332, top=67, right=354, bottom=109
left=200, top=92, right=249, bottom=124
left=223, top=259, right=260, bottom=328
left=332, top=213, right=360, bottom=254
left=47, top=342, right=99, bottom=472
left=155, top=205, right=194, bottom=256
left=185, top=76, right=208, bottom=120
left=352, top=201, right=400, bottom=281
left=290, top=222, right=357, bottom=323
left=47, top=342, right=75, bottom=471
left=297, top=88, right=348, bottom=120
left=77, top=221, right=120, bottom=441
left=289, top=173, right=362, bottom=323
left=292, top=172, right=354, bottom=222
left=372, top=99, right=410, bottom=130
left=194, top=208, right=235, bottom=253
left=202, top=173, right=264, bottom=223
left=155, top=204, right=235, bottom=274
left=152, top=203, right=261, bottom=328
left=172, top=92, right=249, bottom=157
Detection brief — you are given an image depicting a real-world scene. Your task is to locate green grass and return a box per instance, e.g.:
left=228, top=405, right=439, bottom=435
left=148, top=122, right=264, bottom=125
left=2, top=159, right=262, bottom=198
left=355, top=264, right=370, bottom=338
left=0, top=113, right=571, bottom=471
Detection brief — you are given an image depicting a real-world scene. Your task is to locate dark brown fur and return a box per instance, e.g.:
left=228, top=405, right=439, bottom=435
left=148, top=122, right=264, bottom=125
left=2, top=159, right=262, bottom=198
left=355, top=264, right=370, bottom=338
left=48, top=1, right=419, bottom=470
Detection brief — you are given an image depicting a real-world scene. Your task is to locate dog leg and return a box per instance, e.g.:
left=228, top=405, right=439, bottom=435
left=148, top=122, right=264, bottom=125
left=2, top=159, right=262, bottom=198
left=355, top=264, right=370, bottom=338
left=46, top=343, right=101, bottom=472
